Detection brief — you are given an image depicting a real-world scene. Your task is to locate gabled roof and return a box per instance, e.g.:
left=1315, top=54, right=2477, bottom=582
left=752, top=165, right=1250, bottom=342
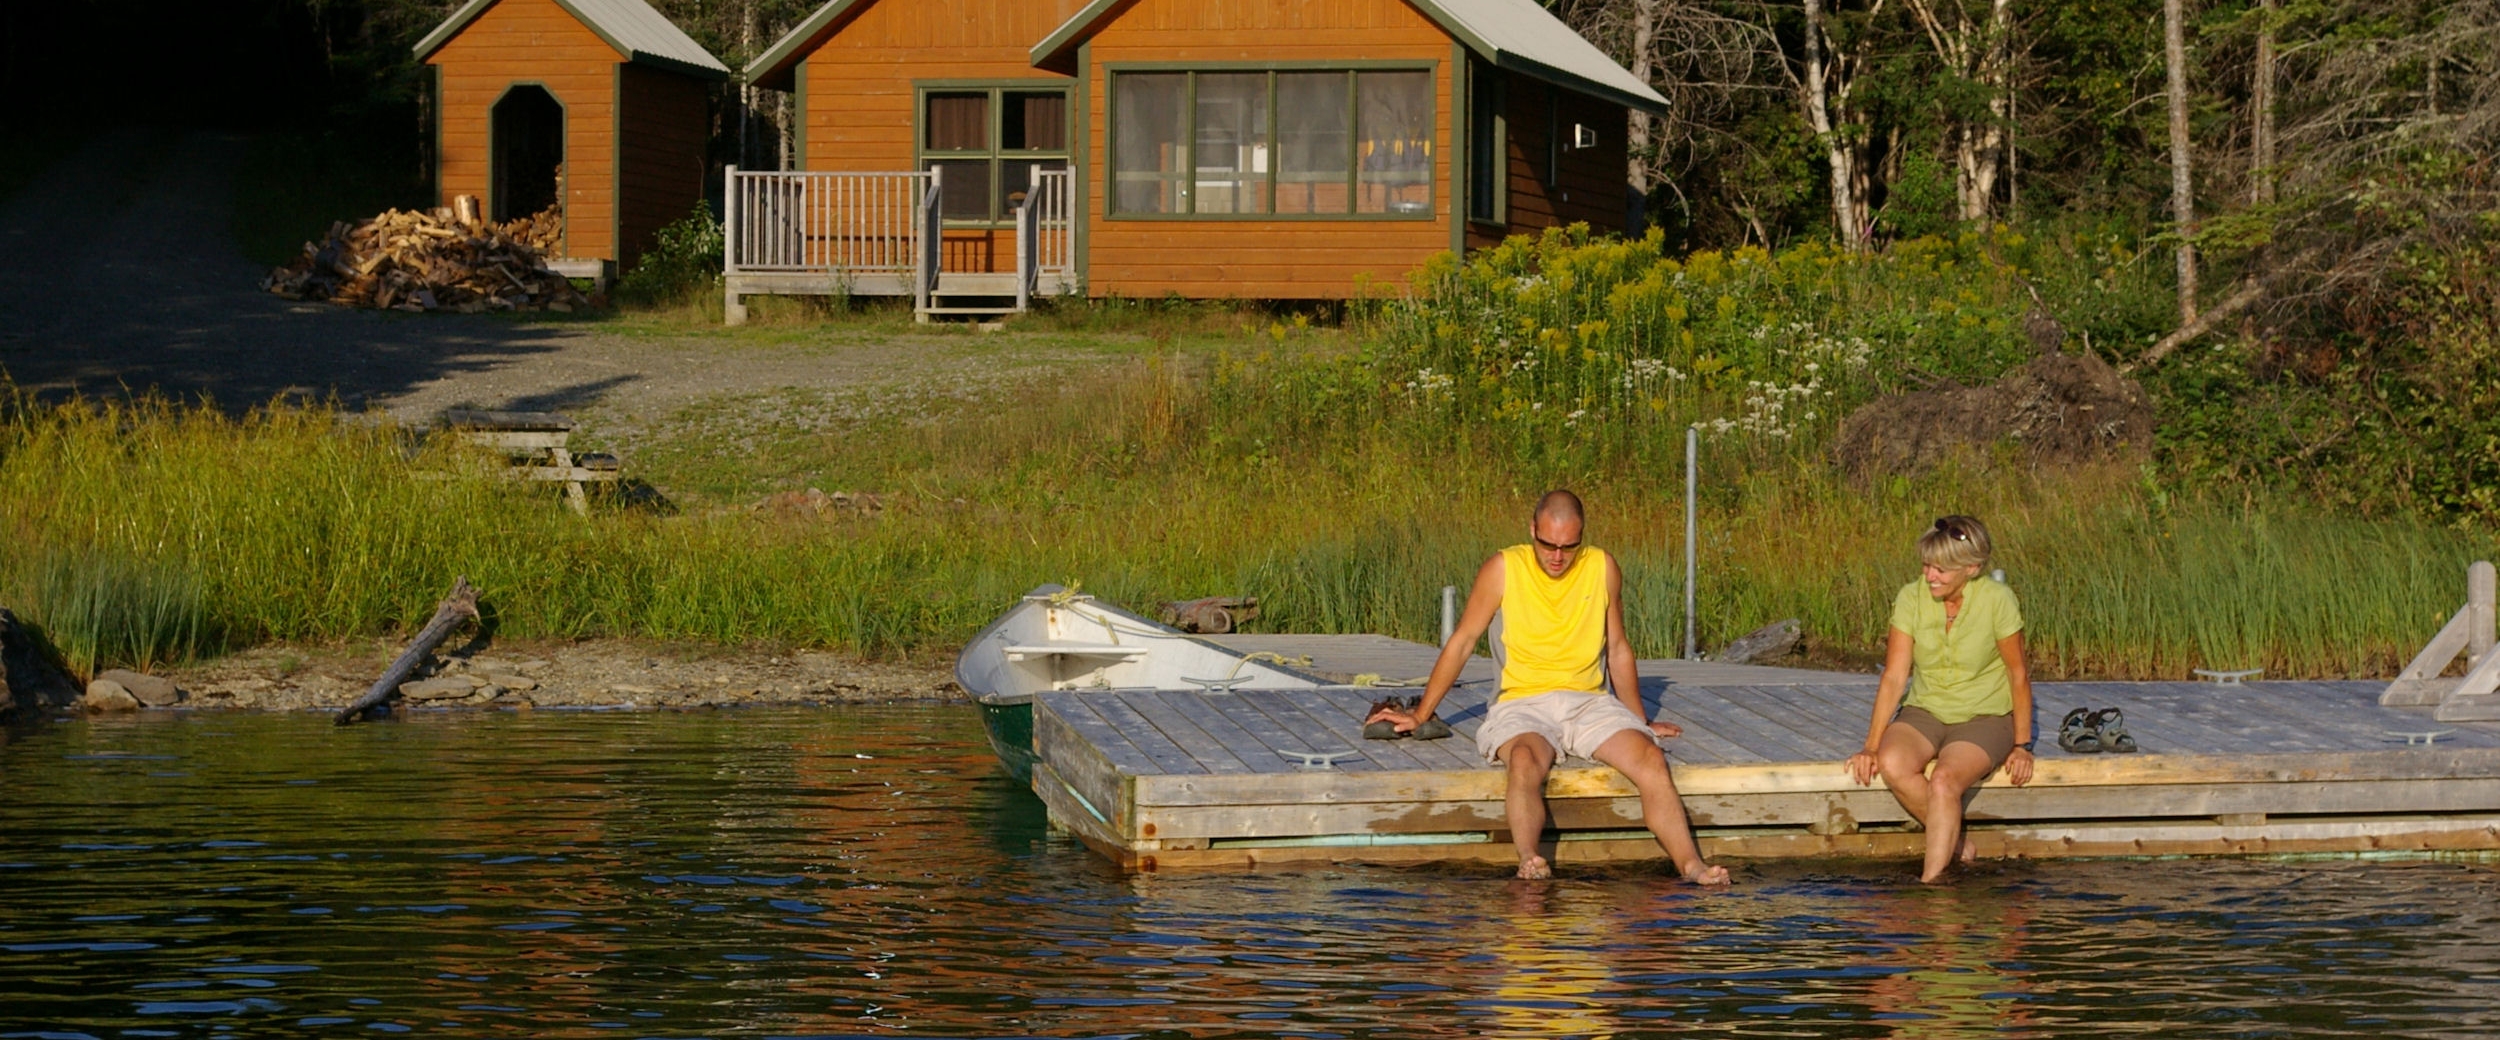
left=1029, top=0, right=1669, bottom=115
left=415, top=0, right=732, bottom=81
left=742, top=0, right=872, bottom=91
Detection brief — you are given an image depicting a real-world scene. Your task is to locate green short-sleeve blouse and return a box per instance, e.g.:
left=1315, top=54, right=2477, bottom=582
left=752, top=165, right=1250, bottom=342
left=1889, top=575, right=2023, bottom=724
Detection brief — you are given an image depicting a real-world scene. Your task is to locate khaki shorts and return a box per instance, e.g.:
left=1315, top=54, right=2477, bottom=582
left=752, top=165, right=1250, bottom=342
left=1892, top=705, right=2016, bottom=768
left=1475, top=691, right=1652, bottom=763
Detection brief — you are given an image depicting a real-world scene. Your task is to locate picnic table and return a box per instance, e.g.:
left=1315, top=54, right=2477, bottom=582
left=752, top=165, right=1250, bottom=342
left=442, top=409, right=618, bottom=514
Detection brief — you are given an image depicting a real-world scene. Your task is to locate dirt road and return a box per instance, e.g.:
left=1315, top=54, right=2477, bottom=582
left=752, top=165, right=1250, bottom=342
left=0, top=129, right=1104, bottom=427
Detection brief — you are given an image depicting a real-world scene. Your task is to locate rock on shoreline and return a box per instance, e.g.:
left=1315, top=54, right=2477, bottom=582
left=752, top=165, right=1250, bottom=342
left=70, top=639, right=963, bottom=714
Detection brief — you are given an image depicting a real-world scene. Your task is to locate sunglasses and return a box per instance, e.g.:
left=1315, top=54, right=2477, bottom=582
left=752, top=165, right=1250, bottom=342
left=1533, top=536, right=1584, bottom=554
left=1932, top=516, right=1971, bottom=541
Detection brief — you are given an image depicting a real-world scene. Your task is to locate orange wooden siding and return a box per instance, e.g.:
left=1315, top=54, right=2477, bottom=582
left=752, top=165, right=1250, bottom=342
left=618, top=63, right=711, bottom=268
left=427, top=0, right=621, bottom=261
left=796, top=0, right=1087, bottom=273
left=1081, top=0, right=1455, bottom=298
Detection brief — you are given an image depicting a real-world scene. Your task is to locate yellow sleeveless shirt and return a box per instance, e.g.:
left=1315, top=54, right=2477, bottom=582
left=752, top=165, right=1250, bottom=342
left=1495, top=544, right=1611, bottom=702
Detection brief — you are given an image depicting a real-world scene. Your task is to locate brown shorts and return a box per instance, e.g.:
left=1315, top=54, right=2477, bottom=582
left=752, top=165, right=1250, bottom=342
left=1891, top=705, right=2016, bottom=768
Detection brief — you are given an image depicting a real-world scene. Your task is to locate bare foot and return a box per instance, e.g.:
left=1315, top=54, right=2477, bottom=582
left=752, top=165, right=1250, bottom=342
left=1515, top=855, right=1552, bottom=880
left=1681, top=862, right=1732, bottom=886
left=1958, top=836, right=1978, bottom=865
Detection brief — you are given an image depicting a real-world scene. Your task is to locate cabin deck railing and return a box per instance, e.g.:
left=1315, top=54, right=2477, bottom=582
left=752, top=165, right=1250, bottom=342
left=722, top=166, right=1077, bottom=324
left=724, top=168, right=931, bottom=277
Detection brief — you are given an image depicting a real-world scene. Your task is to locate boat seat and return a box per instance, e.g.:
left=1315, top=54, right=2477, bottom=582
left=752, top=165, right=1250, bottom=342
left=1003, top=644, right=1149, bottom=663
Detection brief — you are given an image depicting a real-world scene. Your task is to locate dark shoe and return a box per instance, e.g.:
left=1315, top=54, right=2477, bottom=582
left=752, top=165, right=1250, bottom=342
left=2056, top=707, right=2102, bottom=753
left=2090, top=707, right=2138, bottom=752
left=1410, top=716, right=1452, bottom=740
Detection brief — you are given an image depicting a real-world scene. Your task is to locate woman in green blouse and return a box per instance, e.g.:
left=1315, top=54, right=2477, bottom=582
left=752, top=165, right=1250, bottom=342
left=1844, top=515, right=2035, bottom=882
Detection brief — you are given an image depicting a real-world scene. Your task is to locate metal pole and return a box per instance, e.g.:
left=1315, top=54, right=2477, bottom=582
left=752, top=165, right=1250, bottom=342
left=1440, top=585, right=1457, bottom=647
left=1684, top=424, right=1698, bottom=660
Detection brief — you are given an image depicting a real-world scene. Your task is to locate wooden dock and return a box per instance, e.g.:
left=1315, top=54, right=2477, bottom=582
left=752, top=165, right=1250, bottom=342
left=1026, top=634, right=2500, bottom=871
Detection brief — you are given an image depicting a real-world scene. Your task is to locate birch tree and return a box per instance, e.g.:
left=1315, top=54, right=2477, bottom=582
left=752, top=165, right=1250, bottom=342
left=1797, top=0, right=1888, bottom=249
left=2164, top=0, right=2200, bottom=324
left=1902, top=0, right=2018, bottom=220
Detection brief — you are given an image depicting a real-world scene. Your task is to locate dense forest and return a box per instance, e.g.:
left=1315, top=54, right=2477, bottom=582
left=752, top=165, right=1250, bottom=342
left=1, top=0, right=2492, bottom=521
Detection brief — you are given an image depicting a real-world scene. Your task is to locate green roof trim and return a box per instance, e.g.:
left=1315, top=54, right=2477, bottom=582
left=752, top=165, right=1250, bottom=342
left=1028, top=0, right=1668, bottom=115
left=415, top=0, right=730, bottom=81
left=743, top=0, right=874, bottom=90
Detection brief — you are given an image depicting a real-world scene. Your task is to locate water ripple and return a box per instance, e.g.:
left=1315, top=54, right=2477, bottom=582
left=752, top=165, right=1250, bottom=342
left=4, top=709, right=2499, bottom=1038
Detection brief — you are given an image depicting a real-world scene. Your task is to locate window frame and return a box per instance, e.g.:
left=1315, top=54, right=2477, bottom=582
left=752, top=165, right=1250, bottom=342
left=913, top=80, right=1074, bottom=229
left=1104, top=60, right=1439, bottom=222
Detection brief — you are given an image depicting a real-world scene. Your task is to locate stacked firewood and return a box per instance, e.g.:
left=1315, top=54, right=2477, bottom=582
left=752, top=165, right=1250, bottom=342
left=262, top=202, right=588, bottom=313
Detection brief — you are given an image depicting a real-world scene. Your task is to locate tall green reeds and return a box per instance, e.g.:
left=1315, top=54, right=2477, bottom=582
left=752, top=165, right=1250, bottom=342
left=29, top=553, right=212, bottom=678
left=2, top=387, right=2479, bottom=680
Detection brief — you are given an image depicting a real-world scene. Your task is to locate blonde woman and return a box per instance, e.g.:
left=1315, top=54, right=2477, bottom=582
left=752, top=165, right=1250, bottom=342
left=1844, top=515, right=2035, bottom=883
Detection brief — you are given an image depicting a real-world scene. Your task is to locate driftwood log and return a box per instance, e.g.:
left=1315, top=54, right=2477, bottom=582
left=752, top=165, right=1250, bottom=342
left=334, top=578, right=480, bottom=726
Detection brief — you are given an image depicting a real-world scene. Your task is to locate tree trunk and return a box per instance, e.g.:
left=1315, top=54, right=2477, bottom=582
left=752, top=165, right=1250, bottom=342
left=335, top=578, right=480, bottom=726
left=2165, top=0, right=2199, bottom=324
left=1803, top=0, right=1869, bottom=249
left=2250, top=0, right=2276, bottom=206
left=1627, top=0, right=1661, bottom=202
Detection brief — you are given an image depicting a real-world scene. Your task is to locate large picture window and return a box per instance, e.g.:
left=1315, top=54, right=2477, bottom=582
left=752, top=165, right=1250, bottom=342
left=918, top=85, right=1070, bottom=225
left=1110, top=68, right=1433, bottom=218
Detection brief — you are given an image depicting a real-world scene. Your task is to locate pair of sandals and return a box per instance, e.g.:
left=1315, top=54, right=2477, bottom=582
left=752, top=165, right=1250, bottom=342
left=1363, top=695, right=1452, bottom=741
left=2057, top=707, right=2138, bottom=753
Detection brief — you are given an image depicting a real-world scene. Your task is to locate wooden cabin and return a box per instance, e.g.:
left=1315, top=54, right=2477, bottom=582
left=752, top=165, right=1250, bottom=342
left=729, top=0, right=1666, bottom=316
left=416, top=0, right=730, bottom=276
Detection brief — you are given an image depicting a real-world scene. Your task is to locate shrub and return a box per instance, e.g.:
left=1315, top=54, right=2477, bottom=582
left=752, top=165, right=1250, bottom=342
left=616, top=204, right=724, bottom=305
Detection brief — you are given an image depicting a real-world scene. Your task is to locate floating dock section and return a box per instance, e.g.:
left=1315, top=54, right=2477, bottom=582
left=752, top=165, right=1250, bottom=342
left=1026, top=635, right=2500, bottom=871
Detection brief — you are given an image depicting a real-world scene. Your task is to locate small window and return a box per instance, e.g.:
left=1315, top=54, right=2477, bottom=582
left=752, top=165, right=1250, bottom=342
left=1194, top=73, right=1270, bottom=214
left=1276, top=73, right=1349, bottom=215
left=925, top=93, right=987, bottom=151
left=1356, top=71, right=1432, bottom=215
left=1112, top=73, right=1187, bottom=215
left=1002, top=91, right=1067, bottom=151
left=918, top=85, right=1071, bottom=225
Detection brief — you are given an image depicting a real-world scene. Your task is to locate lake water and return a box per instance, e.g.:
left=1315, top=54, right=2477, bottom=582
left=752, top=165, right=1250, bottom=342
left=5, top=707, right=2500, bottom=1039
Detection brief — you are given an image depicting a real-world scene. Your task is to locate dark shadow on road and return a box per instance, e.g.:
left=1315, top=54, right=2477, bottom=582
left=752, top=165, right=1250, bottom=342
left=0, top=128, right=603, bottom=417
left=488, top=375, right=643, bottom=414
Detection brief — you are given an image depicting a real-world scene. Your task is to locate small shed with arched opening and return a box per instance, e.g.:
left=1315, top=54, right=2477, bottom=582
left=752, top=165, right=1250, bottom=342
left=416, top=0, right=728, bottom=274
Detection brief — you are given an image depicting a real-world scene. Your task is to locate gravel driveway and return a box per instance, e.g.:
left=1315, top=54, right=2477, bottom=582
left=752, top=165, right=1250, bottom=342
left=0, top=129, right=1108, bottom=430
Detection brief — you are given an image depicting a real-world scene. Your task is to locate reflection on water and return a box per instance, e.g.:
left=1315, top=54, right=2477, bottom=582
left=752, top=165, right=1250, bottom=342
left=4, top=708, right=2499, bottom=1038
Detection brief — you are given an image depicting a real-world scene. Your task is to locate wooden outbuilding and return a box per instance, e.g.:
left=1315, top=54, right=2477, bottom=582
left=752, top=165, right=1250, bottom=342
left=726, top=0, right=1667, bottom=317
left=416, top=0, right=730, bottom=276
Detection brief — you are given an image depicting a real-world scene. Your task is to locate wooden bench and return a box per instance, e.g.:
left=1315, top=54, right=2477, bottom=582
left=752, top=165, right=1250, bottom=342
left=442, top=409, right=618, bottom=514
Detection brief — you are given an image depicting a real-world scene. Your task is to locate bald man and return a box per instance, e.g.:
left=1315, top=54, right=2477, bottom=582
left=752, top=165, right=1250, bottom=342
left=1368, top=491, right=1728, bottom=884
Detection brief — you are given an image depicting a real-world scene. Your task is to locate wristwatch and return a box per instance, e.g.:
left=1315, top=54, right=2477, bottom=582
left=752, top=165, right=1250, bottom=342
left=2015, top=738, right=2036, bottom=752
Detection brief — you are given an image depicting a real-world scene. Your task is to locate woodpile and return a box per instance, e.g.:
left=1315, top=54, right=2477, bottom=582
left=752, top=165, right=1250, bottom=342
left=262, top=200, right=588, bottom=313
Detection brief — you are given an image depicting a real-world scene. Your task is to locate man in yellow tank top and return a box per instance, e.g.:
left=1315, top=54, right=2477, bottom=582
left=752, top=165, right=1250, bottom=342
left=1367, top=491, right=1729, bottom=884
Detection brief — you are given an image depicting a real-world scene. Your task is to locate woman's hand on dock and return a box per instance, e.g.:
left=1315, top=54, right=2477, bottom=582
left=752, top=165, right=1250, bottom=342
left=2005, top=747, right=2035, bottom=786
left=1845, top=750, right=1880, bottom=786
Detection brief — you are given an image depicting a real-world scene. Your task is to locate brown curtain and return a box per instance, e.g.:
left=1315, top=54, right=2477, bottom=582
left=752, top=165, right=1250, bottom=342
left=925, top=93, right=987, bottom=151
left=1016, top=93, right=1067, bottom=151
